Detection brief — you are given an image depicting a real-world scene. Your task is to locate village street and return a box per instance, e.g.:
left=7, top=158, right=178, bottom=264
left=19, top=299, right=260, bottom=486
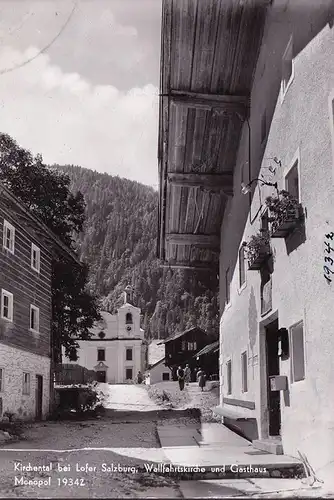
left=101, top=383, right=161, bottom=412
left=0, top=382, right=328, bottom=499
left=0, top=382, right=211, bottom=499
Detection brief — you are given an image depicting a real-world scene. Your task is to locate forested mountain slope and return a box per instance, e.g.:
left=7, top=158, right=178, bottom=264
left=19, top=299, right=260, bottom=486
left=56, top=165, right=219, bottom=340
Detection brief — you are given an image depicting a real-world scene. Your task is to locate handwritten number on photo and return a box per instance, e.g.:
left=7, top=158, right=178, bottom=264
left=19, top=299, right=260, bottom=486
left=324, top=242, right=334, bottom=254
left=324, top=233, right=333, bottom=283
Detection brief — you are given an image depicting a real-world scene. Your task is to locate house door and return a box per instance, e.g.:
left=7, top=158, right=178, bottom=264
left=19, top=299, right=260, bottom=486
left=265, top=320, right=281, bottom=436
left=126, top=368, right=133, bottom=380
left=96, top=371, right=106, bottom=383
left=35, top=375, right=43, bottom=420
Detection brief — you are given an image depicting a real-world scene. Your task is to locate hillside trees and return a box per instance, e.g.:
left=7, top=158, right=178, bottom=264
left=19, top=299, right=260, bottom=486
left=58, top=165, right=220, bottom=340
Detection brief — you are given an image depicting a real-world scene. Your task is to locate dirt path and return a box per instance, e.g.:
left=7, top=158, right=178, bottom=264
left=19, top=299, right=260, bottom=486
left=147, top=381, right=220, bottom=421
left=0, top=419, right=179, bottom=498
left=101, top=383, right=160, bottom=412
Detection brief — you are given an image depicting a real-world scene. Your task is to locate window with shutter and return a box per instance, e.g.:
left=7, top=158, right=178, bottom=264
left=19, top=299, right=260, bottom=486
left=290, top=321, right=305, bottom=382
left=281, top=36, right=294, bottom=98
left=226, top=360, right=232, bottom=395
left=241, top=352, right=248, bottom=392
left=239, top=247, right=246, bottom=288
left=225, top=268, right=231, bottom=305
left=285, top=161, right=299, bottom=201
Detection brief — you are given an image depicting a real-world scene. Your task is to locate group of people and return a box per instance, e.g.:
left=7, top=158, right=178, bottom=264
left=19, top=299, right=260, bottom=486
left=176, top=365, right=206, bottom=391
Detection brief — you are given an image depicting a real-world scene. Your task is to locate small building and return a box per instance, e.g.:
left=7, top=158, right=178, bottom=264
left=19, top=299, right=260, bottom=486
left=64, top=289, right=146, bottom=384
left=146, top=358, right=171, bottom=385
left=0, top=184, right=79, bottom=420
left=159, top=327, right=211, bottom=380
left=147, top=339, right=165, bottom=366
left=194, top=340, right=219, bottom=380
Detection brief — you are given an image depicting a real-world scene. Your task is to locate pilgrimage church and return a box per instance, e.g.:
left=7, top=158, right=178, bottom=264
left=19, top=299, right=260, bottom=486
left=65, top=286, right=146, bottom=383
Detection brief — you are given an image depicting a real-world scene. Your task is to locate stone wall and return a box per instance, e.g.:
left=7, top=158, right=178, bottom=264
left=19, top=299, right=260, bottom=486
left=0, top=342, right=50, bottom=420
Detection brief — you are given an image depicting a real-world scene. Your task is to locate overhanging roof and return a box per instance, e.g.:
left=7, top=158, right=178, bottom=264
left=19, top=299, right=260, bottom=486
left=157, top=0, right=269, bottom=270
left=0, top=183, right=81, bottom=264
left=158, top=326, right=207, bottom=345
left=148, top=357, right=166, bottom=369
left=194, top=340, right=219, bottom=358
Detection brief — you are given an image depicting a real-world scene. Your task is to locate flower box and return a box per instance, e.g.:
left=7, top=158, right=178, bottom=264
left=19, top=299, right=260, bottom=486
left=245, top=232, right=271, bottom=271
left=248, top=244, right=271, bottom=270
left=265, top=191, right=302, bottom=239
left=270, top=207, right=301, bottom=238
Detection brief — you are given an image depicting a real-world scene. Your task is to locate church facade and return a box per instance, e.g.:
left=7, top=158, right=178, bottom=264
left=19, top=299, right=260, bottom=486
left=64, top=291, right=146, bottom=383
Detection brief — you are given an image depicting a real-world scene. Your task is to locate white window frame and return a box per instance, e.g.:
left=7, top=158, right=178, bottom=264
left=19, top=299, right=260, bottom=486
left=284, top=148, right=301, bottom=202
left=1, top=289, right=13, bottom=322
left=225, top=268, right=231, bottom=307
left=125, top=347, right=133, bottom=361
left=0, top=368, right=4, bottom=392
left=238, top=246, right=246, bottom=291
left=22, top=372, right=31, bottom=395
left=329, top=91, right=334, bottom=181
left=261, top=110, right=267, bottom=144
left=241, top=351, right=248, bottom=393
left=30, top=304, right=40, bottom=333
left=3, top=220, right=15, bottom=254
left=97, top=348, right=105, bottom=362
left=31, top=243, right=41, bottom=273
left=290, top=320, right=306, bottom=383
left=226, top=359, right=232, bottom=395
left=281, top=35, right=294, bottom=101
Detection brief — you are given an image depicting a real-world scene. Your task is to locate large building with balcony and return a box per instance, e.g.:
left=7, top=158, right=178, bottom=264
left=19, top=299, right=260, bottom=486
left=157, top=0, right=334, bottom=477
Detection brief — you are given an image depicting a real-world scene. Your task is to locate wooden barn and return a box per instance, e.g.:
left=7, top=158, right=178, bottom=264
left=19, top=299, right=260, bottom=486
left=194, top=340, right=219, bottom=380
left=159, top=327, right=211, bottom=380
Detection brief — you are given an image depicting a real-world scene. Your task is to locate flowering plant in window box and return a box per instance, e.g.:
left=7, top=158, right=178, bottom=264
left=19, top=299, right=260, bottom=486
left=244, top=232, right=271, bottom=270
left=265, top=190, right=302, bottom=238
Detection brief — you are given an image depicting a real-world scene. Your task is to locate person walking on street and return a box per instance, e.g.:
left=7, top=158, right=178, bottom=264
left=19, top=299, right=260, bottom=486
left=197, top=368, right=206, bottom=392
left=137, top=371, right=143, bottom=384
left=177, top=365, right=185, bottom=391
left=184, top=364, right=191, bottom=385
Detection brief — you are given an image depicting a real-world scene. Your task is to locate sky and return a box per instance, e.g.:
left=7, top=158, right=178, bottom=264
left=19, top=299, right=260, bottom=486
left=0, top=0, right=161, bottom=187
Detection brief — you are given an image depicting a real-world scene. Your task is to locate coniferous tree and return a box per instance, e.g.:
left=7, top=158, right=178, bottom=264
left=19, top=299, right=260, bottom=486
left=51, top=164, right=219, bottom=341
left=0, top=133, right=101, bottom=361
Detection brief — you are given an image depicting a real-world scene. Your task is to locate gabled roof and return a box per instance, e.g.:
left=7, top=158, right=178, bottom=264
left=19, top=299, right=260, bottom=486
left=0, top=183, right=80, bottom=264
left=158, top=327, right=207, bottom=345
left=119, top=302, right=141, bottom=311
left=148, top=357, right=166, bottom=369
left=148, top=339, right=165, bottom=365
left=194, top=340, right=219, bottom=358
